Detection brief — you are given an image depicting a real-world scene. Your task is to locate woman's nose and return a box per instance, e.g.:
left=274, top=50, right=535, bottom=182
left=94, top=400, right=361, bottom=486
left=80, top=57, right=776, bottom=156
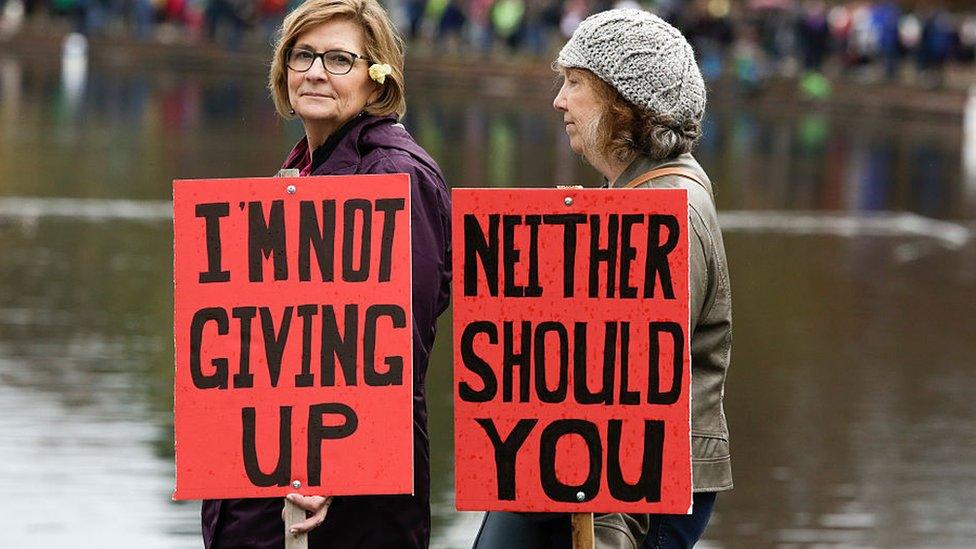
left=553, top=85, right=566, bottom=112
left=306, top=56, right=329, bottom=79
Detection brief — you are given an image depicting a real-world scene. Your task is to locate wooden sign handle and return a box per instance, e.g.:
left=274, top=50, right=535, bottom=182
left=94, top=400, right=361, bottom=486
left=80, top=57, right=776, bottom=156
left=278, top=170, right=304, bottom=549
left=572, top=512, right=594, bottom=549
left=284, top=498, right=308, bottom=549
left=566, top=184, right=592, bottom=549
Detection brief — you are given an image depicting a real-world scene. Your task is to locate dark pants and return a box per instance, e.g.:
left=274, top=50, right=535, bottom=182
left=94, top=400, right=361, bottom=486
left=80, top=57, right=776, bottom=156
left=473, top=493, right=717, bottom=549
left=641, top=492, right=716, bottom=549
left=473, top=512, right=571, bottom=549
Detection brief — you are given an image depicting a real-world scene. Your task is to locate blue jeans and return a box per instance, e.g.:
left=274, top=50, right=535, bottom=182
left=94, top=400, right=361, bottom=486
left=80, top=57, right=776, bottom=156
left=641, top=492, right=716, bottom=549
left=473, top=492, right=717, bottom=549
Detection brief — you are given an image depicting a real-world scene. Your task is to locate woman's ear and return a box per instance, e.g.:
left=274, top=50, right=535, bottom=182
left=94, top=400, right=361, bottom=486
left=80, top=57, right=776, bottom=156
left=367, top=82, right=383, bottom=107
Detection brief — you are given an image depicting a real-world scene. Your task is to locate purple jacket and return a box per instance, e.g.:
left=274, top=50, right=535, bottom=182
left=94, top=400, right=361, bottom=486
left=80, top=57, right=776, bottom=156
left=201, top=115, right=452, bottom=548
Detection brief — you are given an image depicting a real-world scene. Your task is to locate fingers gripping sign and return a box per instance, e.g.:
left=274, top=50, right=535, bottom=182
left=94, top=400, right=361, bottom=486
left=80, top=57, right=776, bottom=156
left=283, top=493, right=334, bottom=537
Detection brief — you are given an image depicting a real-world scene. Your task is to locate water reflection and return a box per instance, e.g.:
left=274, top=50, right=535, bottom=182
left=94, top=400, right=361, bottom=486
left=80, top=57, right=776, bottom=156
left=962, top=87, right=976, bottom=205
left=0, top=219, right=190, bottom=547
left=718, top=232, right=976, bottom=546
left=1, top=53, right=972, bottom=220
left=1, top=53, right=975, bottom=548
left=0, top=56, right=21, bottom=124
left=60, top=33, right=88, bottom=115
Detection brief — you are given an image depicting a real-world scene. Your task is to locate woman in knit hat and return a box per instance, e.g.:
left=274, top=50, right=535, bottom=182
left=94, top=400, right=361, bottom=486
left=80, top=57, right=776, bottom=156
left=473, top=8, right=732, bottom=549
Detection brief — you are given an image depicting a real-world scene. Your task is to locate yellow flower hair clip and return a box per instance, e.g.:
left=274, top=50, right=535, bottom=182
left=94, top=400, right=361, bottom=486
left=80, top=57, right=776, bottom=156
left=368, top=63, right=392, bottom=85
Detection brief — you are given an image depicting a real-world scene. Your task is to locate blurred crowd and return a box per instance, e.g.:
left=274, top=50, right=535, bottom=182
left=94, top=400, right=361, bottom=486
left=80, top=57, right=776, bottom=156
left=1, top=0, right=975, bottom=89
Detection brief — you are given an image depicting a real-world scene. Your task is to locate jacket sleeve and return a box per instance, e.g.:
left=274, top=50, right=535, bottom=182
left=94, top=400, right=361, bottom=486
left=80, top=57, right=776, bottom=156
left=688, top=206, right=713, bottom=331
left=363, top=152, right=452, bottom=365
left=635, top=178, right=712, bottom=330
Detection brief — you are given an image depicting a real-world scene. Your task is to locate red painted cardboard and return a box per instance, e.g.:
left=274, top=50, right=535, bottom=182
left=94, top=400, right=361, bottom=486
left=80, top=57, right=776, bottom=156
left=173, top=174, right=413, bottom=500
left=452, top=188, right=691, bottom=514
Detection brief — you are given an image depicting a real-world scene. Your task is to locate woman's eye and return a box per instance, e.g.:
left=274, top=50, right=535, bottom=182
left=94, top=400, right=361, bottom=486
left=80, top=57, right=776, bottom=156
left=294, top=50, right=314, bottom=61
left=327, top=53, right=353, bottom=67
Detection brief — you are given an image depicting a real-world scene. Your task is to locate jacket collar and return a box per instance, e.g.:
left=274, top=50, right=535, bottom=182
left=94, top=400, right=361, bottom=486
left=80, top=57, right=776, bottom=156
left=309, top=113, right=365, bottom=173
left=282, top=114, right=398, bottom=176
left=610, top=152, right=712, bottom=194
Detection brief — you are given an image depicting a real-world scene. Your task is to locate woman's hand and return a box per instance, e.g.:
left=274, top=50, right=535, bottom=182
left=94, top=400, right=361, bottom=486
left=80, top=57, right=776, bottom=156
left=282, top=493, right=334, bottom=535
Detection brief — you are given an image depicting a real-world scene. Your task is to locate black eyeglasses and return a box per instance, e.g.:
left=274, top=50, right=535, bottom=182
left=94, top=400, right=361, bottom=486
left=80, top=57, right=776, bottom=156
left=285, top=48, right=370, bottom=75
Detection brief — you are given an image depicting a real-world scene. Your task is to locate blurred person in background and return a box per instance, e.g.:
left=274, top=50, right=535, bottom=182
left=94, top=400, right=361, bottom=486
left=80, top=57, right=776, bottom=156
left=406, top=0, right=425, bottom=38
left=683, top=0, right=734, bottom=82
left=959, top=15, right=976, bottom=64
left=259, top=0, right=289, bottom=45
left=796, top=0, right=829, bottom=73
left=874, top=0, right=902, bottom=80
left=917, top=4, right=953, bottom=88
left=473, top=8, right=733, bottom=548
left=437, top=0, right=467, bottom=52
left=205, top=0, right=254, bottom=49
left=490, top=0, right=525, bottom=51
left=559, top=0, right=587, bottom=40
left=466, top=0, right=495, bottom=54
left=200, top=0, right=452, bottom=546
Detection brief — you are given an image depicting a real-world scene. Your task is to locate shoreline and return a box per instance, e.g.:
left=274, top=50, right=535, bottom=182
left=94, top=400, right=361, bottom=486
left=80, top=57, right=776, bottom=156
left=2, top=26, right=972, bottom=119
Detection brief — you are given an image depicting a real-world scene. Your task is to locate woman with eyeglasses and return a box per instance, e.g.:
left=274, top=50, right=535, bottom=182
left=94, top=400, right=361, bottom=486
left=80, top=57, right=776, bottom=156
left=200, top=1, right=451, bottom=547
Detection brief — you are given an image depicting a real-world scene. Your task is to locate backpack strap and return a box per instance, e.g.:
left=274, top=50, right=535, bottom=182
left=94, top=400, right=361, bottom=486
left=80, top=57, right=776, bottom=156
left=621, top=166, right=704, bottom=189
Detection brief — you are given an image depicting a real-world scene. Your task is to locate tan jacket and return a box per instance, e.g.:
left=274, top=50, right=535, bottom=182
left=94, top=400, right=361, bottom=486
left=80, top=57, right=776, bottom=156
left=594, top=152, right=733, bottom=548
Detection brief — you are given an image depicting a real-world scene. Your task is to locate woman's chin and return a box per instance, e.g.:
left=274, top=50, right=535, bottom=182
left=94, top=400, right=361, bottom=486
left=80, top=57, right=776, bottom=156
left=568, top=140, right=585, bottom=156
left=295, top=105, right=339, bottom=123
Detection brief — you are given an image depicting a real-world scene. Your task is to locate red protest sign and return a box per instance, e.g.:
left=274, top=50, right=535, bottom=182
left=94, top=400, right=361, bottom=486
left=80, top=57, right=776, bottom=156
left=173, top=174, right=413, bottom=500
left=452, top=188, right=691, bottom=514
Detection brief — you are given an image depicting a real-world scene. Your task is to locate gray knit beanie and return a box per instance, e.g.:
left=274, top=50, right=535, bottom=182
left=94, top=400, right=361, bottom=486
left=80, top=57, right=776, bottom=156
left=557, top=9, right=706, bottom=125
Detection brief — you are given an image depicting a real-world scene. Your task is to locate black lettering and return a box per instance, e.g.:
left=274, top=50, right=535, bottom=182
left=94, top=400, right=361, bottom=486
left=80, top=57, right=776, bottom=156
left=607, top=419, right=664, bottom=502
left=241, top=406, right=291, bottom=487
left=644, top=215, right=679, bottom=299
left=342, top=199, right=372, bottom=282
left=476, top=418, right=538, bottom=501
left=539, top=419, right=601, bottom=502
left=619, top=214, right=642, bottom=298
left=534, top=322, right=568, bottom=403
left=459, top=321, right=499, bottom=403
left=648, top=322, right=684, bottom=405
left=363, top=304, right=406, bottom=385
left=503, top=321, right=532, bottom=402
left=502, top=215, right=524, bottom=297
left=524, top=215, right=543, bottom=297
left=294, top=304, right=318, bottom=387
left=196, top=203, right=231, bottom=283
left=543, top=214, right=585, bottom=298
left=573, top=322, right=614, bottom=405
left=589, top=214, right=618, bottom=298
left=248, top=200, right=288, bottom=282
left=375, top=198, right=405, bottom=282
left=321, top=304, right=358, bottom=386
left=618, top=322, right=639, bottom=405
left=464, top=214, right=499, bottom=296
left=307, top=403, right=358, bottom=487
left=231, top=306, right=257, bottom=388
left=190, top=307, right=228, bottom=389
left=259, top=306, right=292, bottom=388
left=298, top=200, right=336, bottom=282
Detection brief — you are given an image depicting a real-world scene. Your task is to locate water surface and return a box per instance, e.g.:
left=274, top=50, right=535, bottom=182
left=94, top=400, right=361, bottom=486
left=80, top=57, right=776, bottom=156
left=1, top=52, right=974, bottom=547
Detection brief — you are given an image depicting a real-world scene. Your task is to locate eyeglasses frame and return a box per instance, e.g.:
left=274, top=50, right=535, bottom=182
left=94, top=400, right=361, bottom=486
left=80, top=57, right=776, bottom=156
left=284, top=47, right=372, bottom=76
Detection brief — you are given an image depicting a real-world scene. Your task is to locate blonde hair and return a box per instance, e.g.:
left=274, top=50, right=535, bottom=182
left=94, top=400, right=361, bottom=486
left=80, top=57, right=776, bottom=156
left=268, top=0, right=406, bottom=120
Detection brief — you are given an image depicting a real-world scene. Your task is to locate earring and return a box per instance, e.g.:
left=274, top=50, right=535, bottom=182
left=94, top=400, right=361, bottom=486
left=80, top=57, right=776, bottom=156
left=289, top=108, right=295, bottom=115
